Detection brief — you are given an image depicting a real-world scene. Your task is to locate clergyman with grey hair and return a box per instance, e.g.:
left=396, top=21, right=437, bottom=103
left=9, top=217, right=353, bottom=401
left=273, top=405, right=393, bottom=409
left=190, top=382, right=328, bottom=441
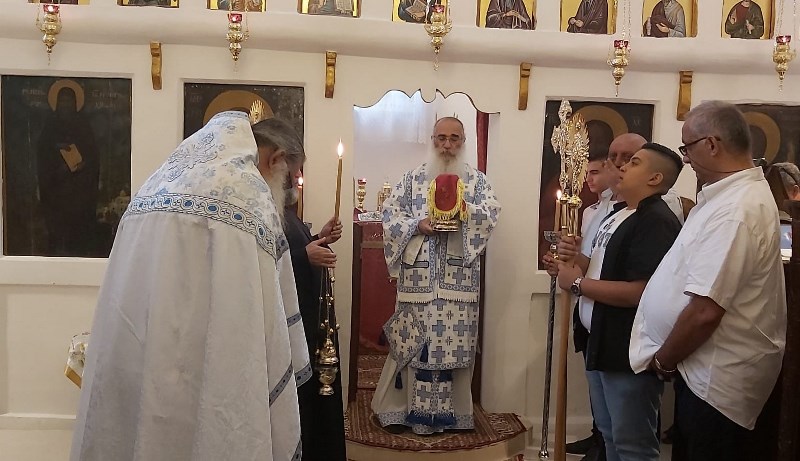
left=630, top=101, right=787, bottom=460
left=71, top=111, right=311, bottom=461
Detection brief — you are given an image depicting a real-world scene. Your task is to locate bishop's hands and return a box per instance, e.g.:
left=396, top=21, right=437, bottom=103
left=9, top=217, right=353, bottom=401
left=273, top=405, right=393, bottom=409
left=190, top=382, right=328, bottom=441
left=306, top=237, right=337, bottom=268
left=319, top=216, right=343, bottom=244
left=417, top=218, right=435, bottom=236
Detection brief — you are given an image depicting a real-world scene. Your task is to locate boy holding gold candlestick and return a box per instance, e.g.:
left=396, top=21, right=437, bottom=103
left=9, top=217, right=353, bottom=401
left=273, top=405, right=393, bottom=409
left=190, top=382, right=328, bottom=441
left=554, top=141, right=683, bottom=461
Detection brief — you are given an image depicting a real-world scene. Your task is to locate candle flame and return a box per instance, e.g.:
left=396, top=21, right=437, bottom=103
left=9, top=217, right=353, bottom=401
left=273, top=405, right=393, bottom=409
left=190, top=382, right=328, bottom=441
left=557, top=190, right=562, bottom=200
left=298, top=176, right=304, bottom=187
left=337, top=140, right=344, bottom=158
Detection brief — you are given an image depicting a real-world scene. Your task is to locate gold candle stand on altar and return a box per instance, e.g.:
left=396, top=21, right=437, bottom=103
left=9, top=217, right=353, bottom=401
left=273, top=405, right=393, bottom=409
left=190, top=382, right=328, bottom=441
left=540, top=100, right=589, bottom=461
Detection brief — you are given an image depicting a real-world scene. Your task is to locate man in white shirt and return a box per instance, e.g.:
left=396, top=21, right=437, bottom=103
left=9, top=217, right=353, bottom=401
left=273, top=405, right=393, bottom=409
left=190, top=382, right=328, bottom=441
left=630, top=101, right=787, bottom=461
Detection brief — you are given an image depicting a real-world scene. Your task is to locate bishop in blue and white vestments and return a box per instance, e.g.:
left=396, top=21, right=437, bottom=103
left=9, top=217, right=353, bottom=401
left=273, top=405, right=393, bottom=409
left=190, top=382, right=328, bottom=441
left=371, top=118, right=501, bottom=434
left=71, top=112, right=311, bottom=461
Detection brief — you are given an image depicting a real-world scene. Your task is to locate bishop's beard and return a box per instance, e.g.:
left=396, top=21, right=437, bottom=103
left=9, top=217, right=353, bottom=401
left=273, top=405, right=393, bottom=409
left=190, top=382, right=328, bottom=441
left=264, top=161, right=289, bottom=226
left=426, top=145, right=466, bottom=180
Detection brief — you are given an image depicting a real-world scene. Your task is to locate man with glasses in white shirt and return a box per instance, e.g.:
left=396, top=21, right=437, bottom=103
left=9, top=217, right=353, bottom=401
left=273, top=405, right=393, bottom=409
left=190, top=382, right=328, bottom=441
left=630, top=101, right=787, bottom=461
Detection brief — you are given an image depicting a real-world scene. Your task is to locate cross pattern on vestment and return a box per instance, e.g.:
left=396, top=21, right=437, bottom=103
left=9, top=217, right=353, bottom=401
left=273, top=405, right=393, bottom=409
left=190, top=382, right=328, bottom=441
left=472, top=210, right=488, bottom=226
left=431, top=345, right=447, bottom=363
left=399, top=194, right=410, bottom=209
left=453, top=320, right=469, bottom=337
left=409, top=271, right=424, bottom=286
left=431, top=320, right=447, bottom=337
left=412, top=193, right=426, bottom=211
left=384, top=244, right=395, bottom=259
left=399, top=325, right=411, bottom=342
left=416, top=385, right=434, bottom=403
left=432, top=299, right=448, bottom=311
left=470, top=233, right=485, bottom=249
left=453, top=345, right=470, bottom=362
left=453, top=267, right=468, bottom=285
left=389, top=223, right=403, bottom=239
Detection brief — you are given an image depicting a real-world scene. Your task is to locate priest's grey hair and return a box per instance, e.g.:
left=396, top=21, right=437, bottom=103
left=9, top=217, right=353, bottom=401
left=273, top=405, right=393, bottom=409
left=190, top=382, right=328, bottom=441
left=251, top=118, right=306, bottom=166
left=775, top=162, right=800, bottom=188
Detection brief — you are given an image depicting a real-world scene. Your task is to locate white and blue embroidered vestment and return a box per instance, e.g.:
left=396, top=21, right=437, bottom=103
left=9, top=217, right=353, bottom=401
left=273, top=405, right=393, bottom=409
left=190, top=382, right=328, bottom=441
left=71, top=112, right=309, bottom=461
left=371, top=162, right=500, bottom=435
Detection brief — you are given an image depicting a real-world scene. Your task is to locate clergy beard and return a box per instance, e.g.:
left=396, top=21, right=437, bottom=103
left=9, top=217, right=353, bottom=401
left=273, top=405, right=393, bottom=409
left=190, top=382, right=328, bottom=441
left=426, top=145, right=466, bottom=180
left=265, top=162, right=289, bottom=225
left=285, top=186, right=299, bottom=207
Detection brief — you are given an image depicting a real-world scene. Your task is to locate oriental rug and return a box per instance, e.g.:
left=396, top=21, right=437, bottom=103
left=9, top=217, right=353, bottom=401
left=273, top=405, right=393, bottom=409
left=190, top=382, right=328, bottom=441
left=345, top=390, right=527, bottom=452
left=357, top=354, right=386, bottom=390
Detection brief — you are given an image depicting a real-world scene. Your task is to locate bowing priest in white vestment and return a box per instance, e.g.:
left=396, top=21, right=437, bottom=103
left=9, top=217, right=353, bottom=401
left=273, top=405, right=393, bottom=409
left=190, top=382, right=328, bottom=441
left=70, top=111, right=312, bottom=461
left=372, top=117, right=501, bottom=435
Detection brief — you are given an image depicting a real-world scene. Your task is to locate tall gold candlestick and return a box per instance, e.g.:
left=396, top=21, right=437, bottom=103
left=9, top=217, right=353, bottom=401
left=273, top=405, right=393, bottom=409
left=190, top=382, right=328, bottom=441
left=334, top=140, right=344, bottom=219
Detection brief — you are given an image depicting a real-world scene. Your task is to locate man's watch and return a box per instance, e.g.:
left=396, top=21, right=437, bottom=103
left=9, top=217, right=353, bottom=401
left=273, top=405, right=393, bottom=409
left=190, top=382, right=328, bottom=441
left=570, top=277, right=584, bottom=296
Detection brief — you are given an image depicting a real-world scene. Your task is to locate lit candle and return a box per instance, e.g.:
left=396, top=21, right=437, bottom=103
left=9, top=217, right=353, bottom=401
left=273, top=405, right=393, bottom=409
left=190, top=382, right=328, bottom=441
left=554, top=190, right=562, bottom=232
left=44, top=4, right=59, bottom=14
left=297, top=176, right=304, bottom=219
left=334, top=140, right=344, bottom=219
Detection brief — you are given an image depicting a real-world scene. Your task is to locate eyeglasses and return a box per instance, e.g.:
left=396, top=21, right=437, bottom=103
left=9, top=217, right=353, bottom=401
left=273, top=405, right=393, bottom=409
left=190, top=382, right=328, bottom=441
left=678, top=136, right=719, bottom=156
left=433, top=135, right=464, bottom=144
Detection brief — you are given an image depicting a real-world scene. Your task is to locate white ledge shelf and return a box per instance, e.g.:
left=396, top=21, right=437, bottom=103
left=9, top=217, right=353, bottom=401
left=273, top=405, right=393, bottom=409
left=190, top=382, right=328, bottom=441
left=0, top=1, right=793, bottom=75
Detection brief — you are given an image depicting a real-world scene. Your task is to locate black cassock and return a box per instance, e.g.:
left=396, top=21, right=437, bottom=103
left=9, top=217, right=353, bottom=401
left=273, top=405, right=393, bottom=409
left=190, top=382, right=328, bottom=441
left=284, top=209, right=347, bottom=461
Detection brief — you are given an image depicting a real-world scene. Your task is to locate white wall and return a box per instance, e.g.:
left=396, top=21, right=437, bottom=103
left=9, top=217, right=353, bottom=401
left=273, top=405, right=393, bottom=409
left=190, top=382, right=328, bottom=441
left=0, top=1, right=798, bottom=458
left=353, top=90, right=478, bottom=208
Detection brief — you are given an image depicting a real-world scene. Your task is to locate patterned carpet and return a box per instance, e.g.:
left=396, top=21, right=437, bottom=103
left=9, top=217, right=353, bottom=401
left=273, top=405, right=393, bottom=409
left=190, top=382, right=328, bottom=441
left=345, top=390, right=527, bottom=451
left=357, top=354, right=387, bottom=390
